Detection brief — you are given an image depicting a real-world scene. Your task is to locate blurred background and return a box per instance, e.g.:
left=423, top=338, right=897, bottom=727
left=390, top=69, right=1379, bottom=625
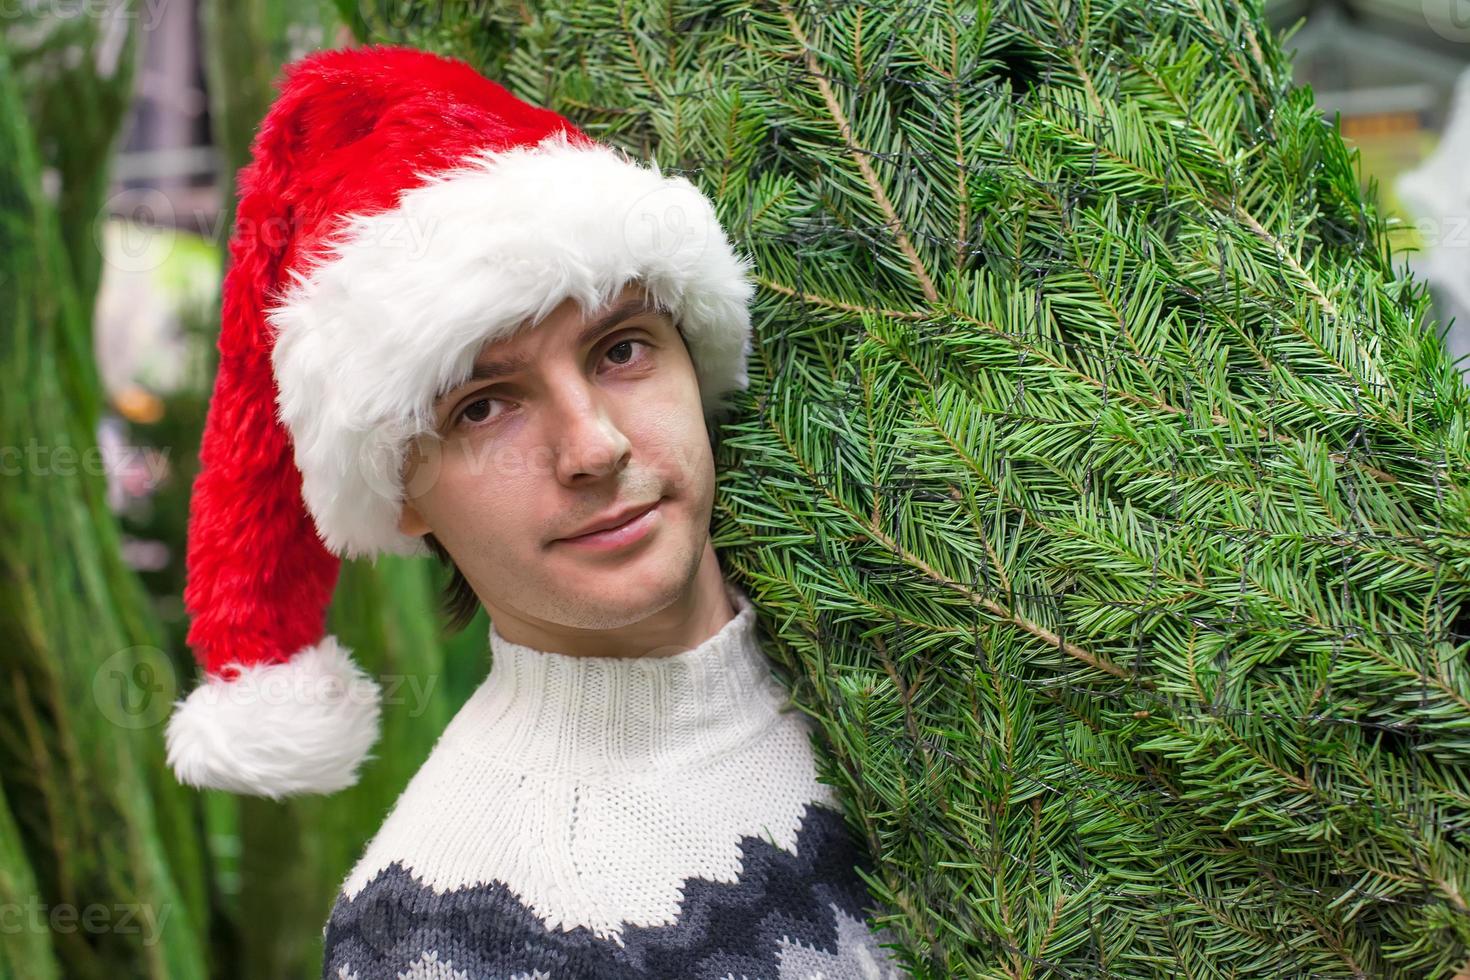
left=3, top=0, right=1469, bottom=976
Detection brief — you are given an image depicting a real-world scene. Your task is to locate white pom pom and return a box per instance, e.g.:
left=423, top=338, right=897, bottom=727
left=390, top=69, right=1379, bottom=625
left=164, top=636, right=382, bottom=800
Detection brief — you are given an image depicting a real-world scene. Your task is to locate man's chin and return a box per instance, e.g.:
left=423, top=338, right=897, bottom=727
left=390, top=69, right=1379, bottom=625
left=546, top=553, right=705, bottom=615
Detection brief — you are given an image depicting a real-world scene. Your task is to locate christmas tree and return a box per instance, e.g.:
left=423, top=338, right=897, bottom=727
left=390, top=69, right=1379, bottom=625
left=336, top=0, right=1470, bottom=974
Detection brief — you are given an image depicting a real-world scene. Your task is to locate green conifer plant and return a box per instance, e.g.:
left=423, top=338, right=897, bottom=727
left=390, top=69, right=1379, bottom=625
left=336, top=0, right=1470, bottom=973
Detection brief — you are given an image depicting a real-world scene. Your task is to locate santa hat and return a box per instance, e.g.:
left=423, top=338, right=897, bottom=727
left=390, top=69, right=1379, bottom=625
left=163, top=44, right=755, bottom=800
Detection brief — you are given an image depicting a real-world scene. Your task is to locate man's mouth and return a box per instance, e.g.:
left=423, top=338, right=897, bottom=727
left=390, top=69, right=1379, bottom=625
left=553, top=498, right=664, bottom=551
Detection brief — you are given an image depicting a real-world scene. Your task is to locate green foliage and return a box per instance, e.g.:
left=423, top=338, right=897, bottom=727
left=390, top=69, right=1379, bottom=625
left=0, top=29, right=210, bottom=980
left=339, top=0, right=1470, bottom=974
left=5, top=4, right=139, bottom=306
left=0, top=780, right=60, bottom=979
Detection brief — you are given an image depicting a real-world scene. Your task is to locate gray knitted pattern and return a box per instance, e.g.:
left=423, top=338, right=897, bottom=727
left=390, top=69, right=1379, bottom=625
left=322, top=799, right=905, bottom=979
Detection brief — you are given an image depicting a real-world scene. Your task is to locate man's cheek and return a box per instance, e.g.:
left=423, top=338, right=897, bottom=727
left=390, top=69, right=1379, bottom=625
left=655, top=439, right=711, bottom=494
left=451, top=435, right=506, bottom=480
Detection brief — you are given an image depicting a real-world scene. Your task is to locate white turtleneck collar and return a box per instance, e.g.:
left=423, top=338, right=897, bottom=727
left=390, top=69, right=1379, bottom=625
left=453, top=578, right=790, bottom=779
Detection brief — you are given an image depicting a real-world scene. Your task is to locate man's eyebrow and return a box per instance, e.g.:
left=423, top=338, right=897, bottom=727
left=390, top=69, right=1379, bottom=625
left=434, top=297, right=669, bottom=405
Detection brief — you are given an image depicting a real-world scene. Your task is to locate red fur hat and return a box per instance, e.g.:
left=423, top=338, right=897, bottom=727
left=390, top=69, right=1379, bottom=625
left=163, top=44, right=754, bottom=799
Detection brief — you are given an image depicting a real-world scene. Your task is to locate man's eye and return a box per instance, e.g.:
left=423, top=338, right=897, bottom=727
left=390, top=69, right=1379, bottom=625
left=454, top=395, right=507, bottom=429
left=604, top=337, right=651, bottom=368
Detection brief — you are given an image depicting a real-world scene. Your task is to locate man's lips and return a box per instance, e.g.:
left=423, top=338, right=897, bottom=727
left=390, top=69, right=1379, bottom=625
left=553, top=498, right=664, bottom=549
left=559, top=498, right=661, bottom=540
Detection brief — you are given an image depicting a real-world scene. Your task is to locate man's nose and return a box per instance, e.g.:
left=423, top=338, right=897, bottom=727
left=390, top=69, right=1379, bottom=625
left=549, top=385, right=632, bottom=482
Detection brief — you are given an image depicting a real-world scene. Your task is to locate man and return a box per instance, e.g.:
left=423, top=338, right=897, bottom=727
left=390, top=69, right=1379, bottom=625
left=322, top=279, right=905, bottom=978
left=162, top=44, right=905, bottom=978
left=398, top=282, right=738, bottom=662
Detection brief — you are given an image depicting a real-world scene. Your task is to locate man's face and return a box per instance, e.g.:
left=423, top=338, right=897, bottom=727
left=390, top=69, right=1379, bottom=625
left=396, top=282, right=716, bottom=631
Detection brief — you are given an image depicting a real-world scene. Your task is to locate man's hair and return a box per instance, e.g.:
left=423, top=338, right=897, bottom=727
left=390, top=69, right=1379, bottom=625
left=422, top=412, right=727, bottom=636
left=423, top=532, right=484, bottom=634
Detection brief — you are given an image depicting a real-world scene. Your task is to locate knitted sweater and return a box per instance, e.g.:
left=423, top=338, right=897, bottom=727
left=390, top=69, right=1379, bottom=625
left=321, top=580, right=906, bottom=979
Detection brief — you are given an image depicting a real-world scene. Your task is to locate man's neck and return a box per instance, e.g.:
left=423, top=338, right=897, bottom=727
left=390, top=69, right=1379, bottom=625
left=481, top=544, right=737, bottom=659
